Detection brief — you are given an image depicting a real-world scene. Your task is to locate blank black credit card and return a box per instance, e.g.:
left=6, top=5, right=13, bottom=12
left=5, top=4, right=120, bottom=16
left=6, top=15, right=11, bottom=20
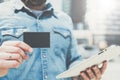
left=23, top=32, right=50, bottom=48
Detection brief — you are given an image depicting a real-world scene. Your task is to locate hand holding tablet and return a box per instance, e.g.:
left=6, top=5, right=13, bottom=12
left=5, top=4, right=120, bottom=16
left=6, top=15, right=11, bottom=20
left=56, top=45, right=120, bottom=79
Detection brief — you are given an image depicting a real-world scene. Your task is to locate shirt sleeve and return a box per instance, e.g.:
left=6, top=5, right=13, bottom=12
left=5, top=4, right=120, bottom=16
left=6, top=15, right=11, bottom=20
left=65, top=16, right=83, bottom=69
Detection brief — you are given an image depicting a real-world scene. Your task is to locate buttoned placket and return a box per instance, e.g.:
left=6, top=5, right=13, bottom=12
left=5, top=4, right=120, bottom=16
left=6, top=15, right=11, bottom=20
left=0, top=31, right=2, bottom=43
left=41, top=48, right=48, bottom=80
left=36, top=15, right=48, bottom=80
left=36, top=15, right=43, bottom=32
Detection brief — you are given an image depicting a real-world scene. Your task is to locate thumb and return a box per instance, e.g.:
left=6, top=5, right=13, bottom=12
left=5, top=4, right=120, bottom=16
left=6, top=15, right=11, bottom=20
left=0, top=68, right=9, bottom=77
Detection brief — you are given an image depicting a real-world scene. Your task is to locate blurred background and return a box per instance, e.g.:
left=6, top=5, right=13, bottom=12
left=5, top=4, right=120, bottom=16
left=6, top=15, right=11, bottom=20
left=0, top=0, right=120, bottom=80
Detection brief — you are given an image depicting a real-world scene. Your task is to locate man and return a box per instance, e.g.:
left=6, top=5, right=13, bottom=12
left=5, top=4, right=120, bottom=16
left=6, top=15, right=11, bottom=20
left=0, top=0, right=107, bottom=80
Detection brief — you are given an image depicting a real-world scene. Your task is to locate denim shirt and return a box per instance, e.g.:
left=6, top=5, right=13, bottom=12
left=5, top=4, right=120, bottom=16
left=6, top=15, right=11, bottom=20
left=0, top=0, right=82, bottom=80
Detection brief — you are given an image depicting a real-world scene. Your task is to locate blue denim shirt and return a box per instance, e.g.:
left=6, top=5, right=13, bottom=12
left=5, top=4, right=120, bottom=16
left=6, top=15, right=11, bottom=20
left=0, top=0, right=82, bottom=80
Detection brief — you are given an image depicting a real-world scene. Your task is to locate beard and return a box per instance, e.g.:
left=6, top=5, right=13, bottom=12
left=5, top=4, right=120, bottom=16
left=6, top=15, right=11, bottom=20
left=23, top=0, right=46, bottom=7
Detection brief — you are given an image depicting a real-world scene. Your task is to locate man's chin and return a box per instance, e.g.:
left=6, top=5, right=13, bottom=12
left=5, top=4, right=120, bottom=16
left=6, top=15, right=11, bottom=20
left=28, top=0, right=46, bottom=6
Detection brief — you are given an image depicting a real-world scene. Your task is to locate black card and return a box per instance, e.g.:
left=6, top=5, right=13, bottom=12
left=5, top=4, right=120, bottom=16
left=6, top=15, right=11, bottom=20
left=23, top=32, right=50, bottom=48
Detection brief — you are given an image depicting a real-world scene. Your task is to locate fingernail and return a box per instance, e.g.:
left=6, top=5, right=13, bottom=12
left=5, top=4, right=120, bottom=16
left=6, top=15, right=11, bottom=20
left=80, top=71, right=84, bottom=74
left=80, top=72, right=84, bottom=76
left=24, top=56, right=29, bottom=60
left=103, top=60, right=107, bottom=63
left=29, top=48, right=33, bottom=53
left=92, top=65, right=96, bottom=68
left=87, top=67, right=90, bottom=70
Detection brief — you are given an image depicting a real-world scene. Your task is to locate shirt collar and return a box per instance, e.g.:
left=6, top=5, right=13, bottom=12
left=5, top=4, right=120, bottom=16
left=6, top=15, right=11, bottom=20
left=13, top=0, right=32, bottom=11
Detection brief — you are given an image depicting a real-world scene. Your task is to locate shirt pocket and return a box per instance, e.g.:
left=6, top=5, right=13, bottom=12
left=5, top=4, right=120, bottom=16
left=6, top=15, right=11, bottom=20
left=0, top=26, right=28, bottom=42
left=52, top=27, right=71, bottom=58
left=53, top=27, right=71, bottom=39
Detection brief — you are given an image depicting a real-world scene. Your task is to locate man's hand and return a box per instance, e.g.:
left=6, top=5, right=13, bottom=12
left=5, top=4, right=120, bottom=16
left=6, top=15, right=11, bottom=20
left=73, top=61, right=107, bottom=80
left=0, top=41, right=33, bottom=76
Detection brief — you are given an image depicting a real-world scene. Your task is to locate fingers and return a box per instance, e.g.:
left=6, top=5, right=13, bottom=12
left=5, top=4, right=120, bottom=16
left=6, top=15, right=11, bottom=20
left=1, top=41, right=33, bottom=59
left=0, top=52, right=20, bottom=60
left=0, top=46, right=28, bottom=59
left=2, top=41, right=33, bottom=53
left=80, top=61, right=108, bottom=80
left=80, top=67, right=97, bottom=80
left=0, top=41, right=32, bottom=76
left=0, top=52, right=22, bottom=63
left=92, top=65, right=102, bottom=79
left=0, top=60, right=20, bottom=69
left=100, top=61, right=107, bottom=74
left=80, top=71, right=89, bottom=80
left=86, top=68, right=95, bottom=79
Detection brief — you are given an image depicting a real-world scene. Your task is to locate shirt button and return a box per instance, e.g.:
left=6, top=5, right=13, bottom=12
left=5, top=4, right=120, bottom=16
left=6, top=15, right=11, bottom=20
left=42, top=54, right=46, bottom=58
left=44, top=75, right=48, bottom=79
left=64, top=32, right=68, bottom=37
